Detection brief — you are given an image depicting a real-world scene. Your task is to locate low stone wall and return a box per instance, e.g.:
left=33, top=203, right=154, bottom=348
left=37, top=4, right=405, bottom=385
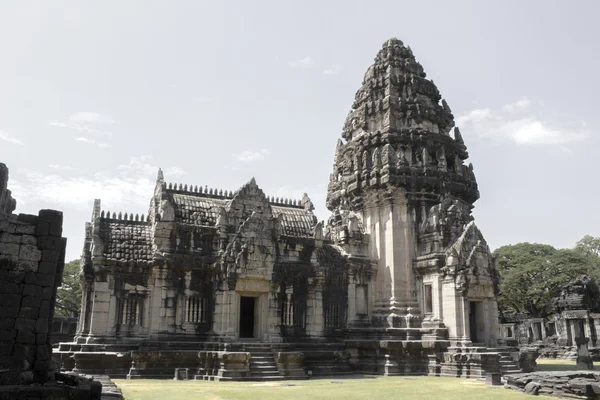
left=505, top=371, right=600, bottom=399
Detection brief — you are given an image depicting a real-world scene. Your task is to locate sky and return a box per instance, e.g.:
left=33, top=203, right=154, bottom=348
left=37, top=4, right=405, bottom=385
left=1, top=0, right=599, bottom=262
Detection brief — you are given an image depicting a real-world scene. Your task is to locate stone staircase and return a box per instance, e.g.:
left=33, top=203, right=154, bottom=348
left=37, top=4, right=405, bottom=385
left=245, top=344, right=284, bottom=381
left=497, top=351, right=521, bottom=375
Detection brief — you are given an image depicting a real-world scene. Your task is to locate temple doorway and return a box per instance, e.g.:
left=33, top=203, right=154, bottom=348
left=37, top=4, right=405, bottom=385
left=469, top=301, right=482, bottom=343
left=239, top=296, right=256, bottom=339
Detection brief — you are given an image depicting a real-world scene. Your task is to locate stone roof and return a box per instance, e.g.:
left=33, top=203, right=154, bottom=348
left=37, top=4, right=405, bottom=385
left=98, top=219, right=153, bottom=262
left=169, top=189, right=316, bottom=237
left=272, top=206, right=316, bottom=237
left=172, top=193, right=228, bottom=225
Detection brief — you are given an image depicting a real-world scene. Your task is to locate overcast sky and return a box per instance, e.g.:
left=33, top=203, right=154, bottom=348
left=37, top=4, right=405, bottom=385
left=1, top=0, right=599, bottom=261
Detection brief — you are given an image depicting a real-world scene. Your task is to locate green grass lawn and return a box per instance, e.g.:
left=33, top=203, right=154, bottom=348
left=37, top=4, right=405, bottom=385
left=114, top=376, right=533, bottom=400
left=536, top=358, right=579, bottom=371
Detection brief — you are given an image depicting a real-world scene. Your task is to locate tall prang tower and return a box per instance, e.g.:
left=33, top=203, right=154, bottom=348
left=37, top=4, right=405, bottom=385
left=326, top=38, right=497, bottom=345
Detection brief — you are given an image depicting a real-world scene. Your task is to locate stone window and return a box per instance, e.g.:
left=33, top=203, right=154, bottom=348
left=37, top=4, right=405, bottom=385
left=281, top=299, right=304, bottom=328
left=325, top=304, right=341, bottom=328
left=186, top=296, right=208, bottom=323
left=121, top=297, right=142, bottom=326
left=506, top=327, right=513, bottom=338
left=424, top=284, right=433, bottom=314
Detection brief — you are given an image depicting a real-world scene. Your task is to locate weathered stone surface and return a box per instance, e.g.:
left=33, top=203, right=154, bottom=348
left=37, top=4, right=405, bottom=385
left=0, top=163, right=103, bottom=400
left=505, top=371, right=600, bottom=399
left=54, top=39, right=502, bottom=383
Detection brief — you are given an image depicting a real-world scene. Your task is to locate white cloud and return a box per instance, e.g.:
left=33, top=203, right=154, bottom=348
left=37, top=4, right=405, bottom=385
left=195, top=97, right=212, bottom=103
left=289, top=57, right=314, bottom=69
left=69, top=112, right=116, bottom=124
left=502, top=97, right=531, bottom=113
left=12, top=156, right=187, bottom=212
left=323, top=64, right=341, bottom=75
left=236, top=148, right=271, bottom=162
left=0, top=131, right=24, bottom=145
left=456, top=98, right=588, bottom=147
left=74, top=137, right=110, bottom=148
left=49, top=112, right=116, bottom=143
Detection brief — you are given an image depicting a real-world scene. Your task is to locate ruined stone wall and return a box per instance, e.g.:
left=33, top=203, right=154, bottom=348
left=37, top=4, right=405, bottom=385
left=0, top=163, right=67, bottom=385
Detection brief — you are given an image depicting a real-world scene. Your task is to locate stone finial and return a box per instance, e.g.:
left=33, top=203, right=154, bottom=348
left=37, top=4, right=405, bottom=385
left=92, top=199, right=101, bottom=220
left=454, top=127, right=464, bottom=145
left=156, top=168, right=164, bottom=182
left=301, top=193, right=315, bottom=212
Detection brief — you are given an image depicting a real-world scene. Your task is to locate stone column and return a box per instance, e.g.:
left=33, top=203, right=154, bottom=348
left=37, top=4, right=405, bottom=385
left=366, top=190, right=420, bottom=325
left=87, top=278, right=111, bottom=341
left=347, top=281, right=357, bottom=325
left=306, top=277, right=324, bottom=337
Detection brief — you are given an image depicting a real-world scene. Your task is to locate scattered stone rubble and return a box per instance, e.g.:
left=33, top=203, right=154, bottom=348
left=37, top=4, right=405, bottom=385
left=0, top=163, right=122, bottom=400
left=505, top=371, right=600, bottom=399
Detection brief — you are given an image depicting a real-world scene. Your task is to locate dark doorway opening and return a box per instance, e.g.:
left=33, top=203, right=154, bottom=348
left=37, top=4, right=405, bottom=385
left=239, top=296, right=255, bottom=338
left=469, top=301, right=478, bottom=342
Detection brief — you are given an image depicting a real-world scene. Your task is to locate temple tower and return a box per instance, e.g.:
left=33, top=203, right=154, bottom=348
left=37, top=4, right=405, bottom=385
left=326, top=38, right=480, bottom=329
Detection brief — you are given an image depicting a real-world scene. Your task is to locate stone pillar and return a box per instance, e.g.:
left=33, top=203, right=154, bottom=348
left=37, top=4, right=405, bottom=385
left=306, top=277, right=324, bottom=337
left=88, top=279, right=111, bottom=341
left=347, top=281, right=357, bottom=325
left=366, top=191, right=420, bottom=325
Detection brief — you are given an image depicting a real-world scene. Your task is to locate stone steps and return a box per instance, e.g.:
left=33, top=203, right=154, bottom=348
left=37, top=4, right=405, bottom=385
left=247, top=345, right=283, bottom=381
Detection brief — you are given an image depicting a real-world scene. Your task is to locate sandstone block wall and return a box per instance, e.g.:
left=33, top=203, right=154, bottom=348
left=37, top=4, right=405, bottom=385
left=0, top=163, right=67, bottom=385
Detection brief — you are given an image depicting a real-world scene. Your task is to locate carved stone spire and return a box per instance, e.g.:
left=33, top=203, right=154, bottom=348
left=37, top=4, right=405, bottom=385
left=326, top=38, right=479, bottom=212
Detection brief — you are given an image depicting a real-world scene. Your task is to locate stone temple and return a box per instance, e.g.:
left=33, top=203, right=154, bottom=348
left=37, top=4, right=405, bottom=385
left=56, top=38, right=510, bottom=380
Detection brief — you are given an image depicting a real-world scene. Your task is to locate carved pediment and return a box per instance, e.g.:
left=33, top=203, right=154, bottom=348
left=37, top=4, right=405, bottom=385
left=228, top=177, right=273, bottom=221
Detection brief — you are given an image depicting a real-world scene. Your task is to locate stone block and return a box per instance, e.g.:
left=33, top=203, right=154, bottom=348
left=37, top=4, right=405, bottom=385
left=15, top=223, right=35, bottom=235
left=18, top=245, right=42, bottom=262
left=22, top=284, right=42, bottom=297
left=0, top=243, right=19, bottom=257
left=13, top=342, right=36, bottom=362
left=37, top=236, right=62, bottom=250
left=0, top=307, right=18, bottom=318
left=20, top=235, right=36, bottom=245
left=0, top=282, right=20, bottom=294
left=35, top=221, right=49, bottom=236
left=21, top=296, right=41, bottom=308
left=0, top=220, right=16, bottom=233
left=38, top=301, right=50, bottom=319
left=0, top=319, right=14, bottom=330
left=0, top=330, right=16, bottom=340
left=36, top=345, right=50, bottom=361
left=35, top=333, right=47, bottom=345
left=34, top=319, right=48, bottom=334
left=16, top=214, right=37, bottom=225
left=41, top=287, right=53, bottom=300
left=0, top=342, right=14, bottom=355
left=24, top=272, right=55, bottom=287
left=37, top=262, right=56, bottom=275
left=0, top=232, right=20, bottom=243
left=16, top=260, right=38, bottom=273
left=38, top=210, right=63, bottom=237
left=14, top=318, right=35, bottom=331
left=40, top=250, right=58, bottom=263
left=16, top=328, right=35, bottom=344
left=18, top=307, right=38, bottom=319
left=0, top=294, right=20, bottom=307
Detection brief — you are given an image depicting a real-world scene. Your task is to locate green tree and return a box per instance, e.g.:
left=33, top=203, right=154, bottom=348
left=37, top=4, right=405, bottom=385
left=55, top=260, right=82, bottom=318
left=575, top=235, right=600, bottom=257
left=494, top=242, right=600, bottom=318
